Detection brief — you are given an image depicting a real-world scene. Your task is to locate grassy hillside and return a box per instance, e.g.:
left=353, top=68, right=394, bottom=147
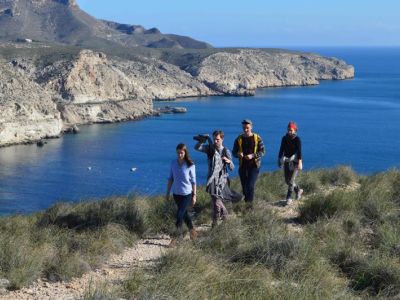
left=1, top=166, right=399, bottom=298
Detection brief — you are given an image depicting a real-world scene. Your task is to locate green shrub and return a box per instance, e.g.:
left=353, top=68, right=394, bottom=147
left=319, top=166, right=358, bottom=186
left=298, top=190, right=357, bottom=224
left=358, top=170, right=400, bottom=224
left=332, top=251, right=400, bottom=296
left=38, top=197, right=145, bottom=233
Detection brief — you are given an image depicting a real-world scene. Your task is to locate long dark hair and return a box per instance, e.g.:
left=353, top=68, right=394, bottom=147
left=176, top=143, right=194, bottom=167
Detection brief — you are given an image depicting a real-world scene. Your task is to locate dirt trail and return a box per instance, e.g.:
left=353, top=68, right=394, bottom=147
left=1, top=235, right=171, bottom=300
left=267, top=199, right=304, bottom=233
left=1, top=225, right=211, bottom=300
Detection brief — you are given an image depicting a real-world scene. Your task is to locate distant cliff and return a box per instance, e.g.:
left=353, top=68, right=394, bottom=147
left=0, top=44, right=354, bottom=146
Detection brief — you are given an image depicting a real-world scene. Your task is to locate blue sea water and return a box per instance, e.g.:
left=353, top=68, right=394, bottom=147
left=0, top=47, right=399, bottom=215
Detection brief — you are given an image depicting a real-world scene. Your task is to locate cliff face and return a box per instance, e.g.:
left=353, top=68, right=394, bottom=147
left=0, top=61, right=62, bottom=146
left=0, top=46, right=355, bottom=147
left=192, top=50, right=354, bottom=95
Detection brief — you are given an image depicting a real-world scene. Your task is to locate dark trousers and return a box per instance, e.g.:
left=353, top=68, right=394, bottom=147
left=239, top=166, right=260, bottom=202
left=284, top=163, right=299, bottom=200
left=173, top=194, right=193, bottom=230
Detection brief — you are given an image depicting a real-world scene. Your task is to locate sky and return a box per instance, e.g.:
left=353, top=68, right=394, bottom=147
left=77, top=0, right=400, bottom=47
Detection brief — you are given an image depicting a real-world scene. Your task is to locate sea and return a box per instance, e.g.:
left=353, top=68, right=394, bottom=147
left=0, top=47, right=399, bottom=215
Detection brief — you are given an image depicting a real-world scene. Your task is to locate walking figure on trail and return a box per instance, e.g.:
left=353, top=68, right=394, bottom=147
left=278, top=121, right=303, bottom=206
left=232, top=119, right=265, bottom=209
left=166, top=143, right=197, bottom=247
left=194, top=130, right=242, bottom=227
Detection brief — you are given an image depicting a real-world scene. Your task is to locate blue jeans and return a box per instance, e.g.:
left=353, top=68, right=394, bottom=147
left=173, top=193, right=193, bottom=230
left=239, top=166, right=260, bottom=202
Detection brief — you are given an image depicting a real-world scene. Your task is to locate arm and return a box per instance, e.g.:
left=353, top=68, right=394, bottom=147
left=232, top=137, right=242, bottom=159
left=166, top=163, right=173, bottom=200
left=223, top=149, right=234, bottom=171
left=194, top=136, right=212, bottom=154
left=166, top=178, right=173, bottom=200
left=255, top=136, right=265, bottom=158
left=278, top=137, right=284, bottom=168
left=189, top=165, right=197, bottom=206
left=297, top=137, right=303, bottom=170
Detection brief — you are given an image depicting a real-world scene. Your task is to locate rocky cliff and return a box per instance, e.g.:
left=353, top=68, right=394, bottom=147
left=0, top=45, right=354, bottom=147
left=192, top=49, right=354, bottom=95
left=0, top=60, right=62, bottom=146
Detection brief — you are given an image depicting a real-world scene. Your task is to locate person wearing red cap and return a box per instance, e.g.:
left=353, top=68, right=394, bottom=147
left=278, top=121, right=303, bottom=205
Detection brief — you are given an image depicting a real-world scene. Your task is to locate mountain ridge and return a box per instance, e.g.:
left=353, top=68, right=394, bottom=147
left=0, top=0, right=212, bottom=49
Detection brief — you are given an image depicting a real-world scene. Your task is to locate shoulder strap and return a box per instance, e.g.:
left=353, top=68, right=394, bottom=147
left=254, top=133, right=259, bottom=153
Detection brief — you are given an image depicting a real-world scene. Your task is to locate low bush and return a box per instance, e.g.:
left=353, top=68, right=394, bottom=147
left=298, top=190, right=357, bottom=224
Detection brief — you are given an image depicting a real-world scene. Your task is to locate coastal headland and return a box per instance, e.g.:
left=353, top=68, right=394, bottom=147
left=0, top=0, right=354, bottom=147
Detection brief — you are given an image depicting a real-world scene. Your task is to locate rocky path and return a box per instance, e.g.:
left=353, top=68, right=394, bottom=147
left=267, top=199, right=304, bottom=233
left=1, top=235, right=171, bottom=300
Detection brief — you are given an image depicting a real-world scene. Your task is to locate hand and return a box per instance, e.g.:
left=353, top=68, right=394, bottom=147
left=191, top=194, right=197, bottom=207
left=278, top=159, right=282, bottom=168
left=222, top=156, right=231, bottom=164
left=244, top=154, right=254, bottom=160
left=239, top=152, right=244, bottom=158
left=297, top=161, right=303, bottom=170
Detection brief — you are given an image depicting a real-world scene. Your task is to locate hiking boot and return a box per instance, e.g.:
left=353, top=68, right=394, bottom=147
left=168, top=238, right=177, bottom=248
left=190, top=228, right=198, bottom=240
left=285, top=198, right=293, bottom=206
left=211, top=220, right=218, bottom=228
left=296, top=189, right=304, bottom=200
left=245, top=202, right=254, bottom=210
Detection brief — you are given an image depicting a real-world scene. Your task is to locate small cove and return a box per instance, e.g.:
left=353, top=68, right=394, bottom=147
left=1, top=47, right=399, bottom=215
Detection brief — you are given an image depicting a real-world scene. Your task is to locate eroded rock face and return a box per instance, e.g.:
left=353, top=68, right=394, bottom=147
left=193, top=50, right=354, bottom=95
left=0, top=47, right=354, bottom=147
left=0, top=61, right=62, bottom=146
left=38, top=50, right=140, bottom=103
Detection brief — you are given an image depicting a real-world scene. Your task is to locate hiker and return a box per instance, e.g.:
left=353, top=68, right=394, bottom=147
left=194, top=130, right=241, bottom=227
left=232, top=119, right=265, bottom=208
left=278, top=121, right=303, bottom=205
left=166, top=143, right=197, bottom=245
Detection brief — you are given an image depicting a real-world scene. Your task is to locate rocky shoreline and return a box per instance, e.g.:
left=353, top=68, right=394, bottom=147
left=0, top=45, right=354, bottom=147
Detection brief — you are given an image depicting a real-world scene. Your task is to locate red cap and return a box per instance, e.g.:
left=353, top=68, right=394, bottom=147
left=288, top=121, right=297, bottom=131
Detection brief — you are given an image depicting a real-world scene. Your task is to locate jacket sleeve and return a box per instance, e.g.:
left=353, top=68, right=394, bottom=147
left=296, top=137, right=302, bottom=160
left=278, top=136, right=284, bottom=159
left=232, top=137, right=240, bottom=158
left=255, top=135, right=265, bottom=158
left=225, top=149, right=234, bottom=171
left=189, top=165, right=196, bottom=184
left=195, top=141, right=210, bottom=154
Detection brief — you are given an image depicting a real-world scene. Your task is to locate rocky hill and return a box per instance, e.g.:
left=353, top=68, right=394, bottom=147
left=0, top=43, right=354, bottom=146
left=0, top=58, right=62, bottom=146
left=0, top=0, right=211, bottom=49
left=0, top=0, right=354, bottom=147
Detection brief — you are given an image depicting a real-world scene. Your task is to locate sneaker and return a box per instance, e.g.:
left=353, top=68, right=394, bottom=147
left=286, top=198, right=293, bottom=206
left=190, top=228, right=198, bottom=241
left=296, top=189, right=304, bottom=200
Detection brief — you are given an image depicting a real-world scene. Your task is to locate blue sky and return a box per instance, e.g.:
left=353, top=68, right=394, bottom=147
left=77, top=0, right=400, bottom=47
